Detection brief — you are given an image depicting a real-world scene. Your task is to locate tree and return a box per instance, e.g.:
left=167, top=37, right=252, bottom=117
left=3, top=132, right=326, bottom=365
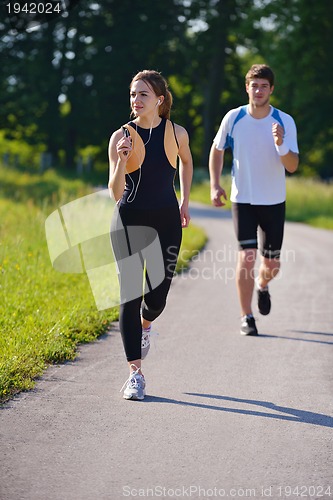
left=171, top=0, right=254, bottom=166
left=0, top=0, right=189, bottom=167
left=246, top=0, right=333, bottom=177
left=2, top=0, right=332, bottom=176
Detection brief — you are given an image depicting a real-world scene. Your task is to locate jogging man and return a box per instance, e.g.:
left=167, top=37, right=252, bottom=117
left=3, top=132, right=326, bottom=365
left=209, top=64, right=299, bottom=335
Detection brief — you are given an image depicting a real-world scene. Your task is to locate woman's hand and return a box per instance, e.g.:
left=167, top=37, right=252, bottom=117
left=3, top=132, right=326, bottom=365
left=116, top=135, right=132, bottom=162
left=180, top=203, right=191, bottom=228
left=108, top=129, right=130, bottom=201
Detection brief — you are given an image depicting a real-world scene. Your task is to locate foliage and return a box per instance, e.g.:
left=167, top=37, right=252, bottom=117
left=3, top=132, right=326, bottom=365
left=1, top=0, right=333, bottom=176
left=0, top=129, right=46, bottom=170
left=244, top=0, right=333, bottom=178
left=0, top=0, right=190, bottom=166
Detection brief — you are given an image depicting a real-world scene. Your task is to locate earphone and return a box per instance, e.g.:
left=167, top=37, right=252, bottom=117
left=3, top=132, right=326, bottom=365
left=157, top=99, right=161, bottom=105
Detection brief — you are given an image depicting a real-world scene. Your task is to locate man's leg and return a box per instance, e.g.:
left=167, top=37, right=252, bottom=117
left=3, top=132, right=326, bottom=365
left=236, top=248, right=257, bottom=317
left=256, top=202, right=285, bottom=315
left=232, top=202, right=259, bottom=335
left=258, top=255, right=280, bottom=288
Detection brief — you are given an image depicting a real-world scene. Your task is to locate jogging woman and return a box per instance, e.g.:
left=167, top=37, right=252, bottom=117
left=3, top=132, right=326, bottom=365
left=108, top=70, right=193, bottom=400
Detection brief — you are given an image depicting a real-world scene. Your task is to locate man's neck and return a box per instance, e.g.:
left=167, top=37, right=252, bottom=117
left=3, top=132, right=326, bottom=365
left=248, top=103, right=271, bottom=119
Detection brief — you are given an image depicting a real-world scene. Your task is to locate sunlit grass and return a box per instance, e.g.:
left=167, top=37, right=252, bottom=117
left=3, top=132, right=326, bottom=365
left=285, top=176, right=333, bottom=229
left=177, top=224, right=207, bottom=272
left=0, top=195, right=116, bottom=402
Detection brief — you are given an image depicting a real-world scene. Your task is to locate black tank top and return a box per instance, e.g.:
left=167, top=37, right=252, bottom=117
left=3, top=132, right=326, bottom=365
left=119, top=118, right=179, bottom=209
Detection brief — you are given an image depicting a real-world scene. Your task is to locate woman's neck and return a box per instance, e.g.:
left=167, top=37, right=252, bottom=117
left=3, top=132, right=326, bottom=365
left=134, top=115, right=162, bottom=129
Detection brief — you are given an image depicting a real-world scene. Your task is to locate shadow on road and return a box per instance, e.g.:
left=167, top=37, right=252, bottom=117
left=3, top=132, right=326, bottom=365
left=259, top=331, right=333, bottom=346
left=144, top=393, right=333, bottom=428
left=291, top=330, right=333, bottom=337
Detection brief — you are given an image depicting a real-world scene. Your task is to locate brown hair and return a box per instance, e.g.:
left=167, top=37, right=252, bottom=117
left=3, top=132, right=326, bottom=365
left=130, top=70, right=173, bottom=119
left=245, top=64, right=275, bottom=87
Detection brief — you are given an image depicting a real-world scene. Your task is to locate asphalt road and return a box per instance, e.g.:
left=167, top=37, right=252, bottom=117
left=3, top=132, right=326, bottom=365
left=1, top=203, right=333, bottom=500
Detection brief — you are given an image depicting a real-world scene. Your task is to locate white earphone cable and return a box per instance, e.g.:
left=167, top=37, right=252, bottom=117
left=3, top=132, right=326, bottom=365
left=126, top=109, right=158, bottom=203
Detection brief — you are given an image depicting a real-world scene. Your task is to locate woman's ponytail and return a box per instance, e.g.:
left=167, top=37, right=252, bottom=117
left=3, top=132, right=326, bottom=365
left=159, top=89, right=172, bottom=119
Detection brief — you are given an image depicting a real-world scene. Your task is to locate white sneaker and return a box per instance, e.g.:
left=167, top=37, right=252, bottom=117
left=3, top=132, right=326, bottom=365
left=120, top=364, right=146, bottom=400
left=141, top=325, right=159, bottom=360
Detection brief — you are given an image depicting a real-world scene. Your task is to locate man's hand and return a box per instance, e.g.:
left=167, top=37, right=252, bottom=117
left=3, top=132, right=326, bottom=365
left=211, top=185, right=227, bottom=207
left=272, top=122, right=284, bottom=146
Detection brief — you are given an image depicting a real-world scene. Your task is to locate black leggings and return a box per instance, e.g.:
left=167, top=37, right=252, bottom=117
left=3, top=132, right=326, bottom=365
left=110, top=204, right=182, bottom=361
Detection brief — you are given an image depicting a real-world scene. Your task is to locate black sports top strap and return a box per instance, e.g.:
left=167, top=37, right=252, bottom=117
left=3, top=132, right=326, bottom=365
left=171, top=121, right=179, bottom=149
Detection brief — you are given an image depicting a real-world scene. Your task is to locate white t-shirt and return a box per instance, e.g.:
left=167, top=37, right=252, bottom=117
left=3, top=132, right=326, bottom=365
left=213, top=105, right=299, bottom=205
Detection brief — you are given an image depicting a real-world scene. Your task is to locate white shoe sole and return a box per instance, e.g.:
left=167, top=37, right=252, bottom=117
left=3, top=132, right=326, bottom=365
left=123, top=390, right=146, bottom=401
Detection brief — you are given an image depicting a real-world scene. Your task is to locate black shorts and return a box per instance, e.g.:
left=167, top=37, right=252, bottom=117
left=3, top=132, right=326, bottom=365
left=231, top=202, right=286, bottom=259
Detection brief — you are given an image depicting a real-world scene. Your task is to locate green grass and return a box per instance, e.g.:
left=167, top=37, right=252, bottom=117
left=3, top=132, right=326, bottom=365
left=189, top=174, right=333, bottom=230
left=285, top=176, right=333, bottom=229
left=177, top=224, right=207, bottom=272
left=0, top=165, right=206, bottom=402
left=0, top=181, right=115, bottom=402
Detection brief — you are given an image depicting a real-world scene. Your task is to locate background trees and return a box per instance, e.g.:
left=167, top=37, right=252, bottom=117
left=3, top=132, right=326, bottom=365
left=248, top=0, right=333, bottom=178
left=1, top=0, right=332, bottom=177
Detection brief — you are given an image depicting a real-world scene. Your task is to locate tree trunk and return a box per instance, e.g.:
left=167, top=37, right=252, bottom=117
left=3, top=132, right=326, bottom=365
left=201, top=0, right=232, bottom=166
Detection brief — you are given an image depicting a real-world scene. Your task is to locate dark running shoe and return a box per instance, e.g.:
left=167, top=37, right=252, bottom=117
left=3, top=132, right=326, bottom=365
left=257, top=287, right=271, bottom=315
left=240, top=315, right=258, bottom=336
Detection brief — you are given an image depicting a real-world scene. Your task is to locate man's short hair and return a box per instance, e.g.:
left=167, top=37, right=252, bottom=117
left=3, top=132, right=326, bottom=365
left=245, top=64, right=275, bottom=87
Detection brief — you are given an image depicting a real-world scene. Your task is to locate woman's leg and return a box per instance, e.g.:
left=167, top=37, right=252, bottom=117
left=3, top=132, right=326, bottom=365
left=142, top=205, right=182, bottom=322
left=110, top=207, right=144, bottom=363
